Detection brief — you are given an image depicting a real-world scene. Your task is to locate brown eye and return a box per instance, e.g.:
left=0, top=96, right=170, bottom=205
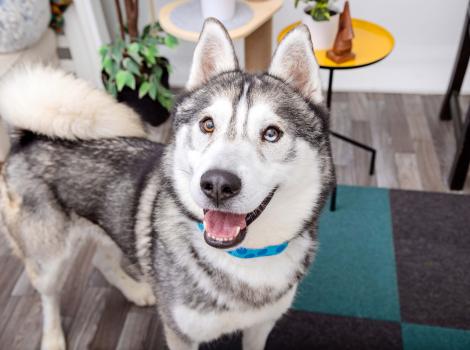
left=263, top=126, right=282, bottom=143
left=200, top=117, right=215, bottom=134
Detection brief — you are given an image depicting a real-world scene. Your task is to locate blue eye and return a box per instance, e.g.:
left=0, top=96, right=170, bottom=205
left=263, top=126, right=282, bottom=142
left=200, top=117, right=215, bottom=134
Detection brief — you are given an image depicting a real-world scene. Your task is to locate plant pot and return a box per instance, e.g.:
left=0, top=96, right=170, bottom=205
left=0, top=0, right=50, bottom=53
left=102, top=58, right=171, bottom=127
left=201, top=0, right=236, bottom=21
left=301, top=8, right=339, bottom=50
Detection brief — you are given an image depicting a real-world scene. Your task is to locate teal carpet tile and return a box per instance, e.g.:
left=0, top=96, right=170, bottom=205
left=294, top=186, right=400, bottom=322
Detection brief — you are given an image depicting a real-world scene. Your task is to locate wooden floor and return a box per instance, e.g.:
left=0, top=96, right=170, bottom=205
left=0, top=92, right=469, bottom=349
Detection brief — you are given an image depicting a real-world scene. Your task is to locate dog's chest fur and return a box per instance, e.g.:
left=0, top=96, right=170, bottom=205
left=172, top=286, right=297, bottom=342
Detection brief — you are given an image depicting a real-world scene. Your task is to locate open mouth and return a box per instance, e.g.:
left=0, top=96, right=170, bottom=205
left=203, top=188, right=277, bottom=249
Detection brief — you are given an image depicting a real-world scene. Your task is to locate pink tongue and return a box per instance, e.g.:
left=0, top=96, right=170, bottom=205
left=204, top=211, right=247, bottom=238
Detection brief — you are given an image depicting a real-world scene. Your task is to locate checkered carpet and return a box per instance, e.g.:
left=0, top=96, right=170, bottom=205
left=202, top=186, right=470, bottom=350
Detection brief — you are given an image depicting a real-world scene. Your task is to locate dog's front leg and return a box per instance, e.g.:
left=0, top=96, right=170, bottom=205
left=40, top=293, right=65, bottom=350
left=164, top=324, right=198, bottom=350
left=242, top=320, right=276, bottom=350
left=24, top=260, right=66, bottom=350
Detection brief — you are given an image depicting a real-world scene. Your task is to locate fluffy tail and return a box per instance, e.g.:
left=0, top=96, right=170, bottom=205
left=0, top=65, right=147, bottom=140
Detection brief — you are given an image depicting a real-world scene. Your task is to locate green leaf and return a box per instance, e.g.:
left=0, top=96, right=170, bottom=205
left=99, top=46, right=109, bottom=60
left=115, top=70, right=135, bottom=91
left=128, top=52, right=143, bottom=65
left=105, top=79, right=117, bottom=98
left=164, top=34, right=178, bottom=48
left=156, top=87, right=173, bottom=111
left=151, top=65, right=163, bottom=81
left=115, top=70, right=128, bottom=91
left=123, top=57, right=141, bottom=76
left=145, top=37, right=159, bottom=47
left=111, top=45, right=123, bottom=62
left=148, top=82, right=158, bottom=100
left=154, top=22, right=163, bottom=32
left=126, top=42, right=142, bottom=64
left=103, top=56, right=114, bottom=75
left=142, top=24, right=151, bottom=37
left=147, top=45, right=158, bottom=60
left=126, top=74, right=136, bottom=90
left=138, top=81, right=150, bottom=98
left=128, top=42, right=140, bottom=54
left=109, top=82, right=117, bottom=98
left=311, top=5, right=329, bottom=21
left=141, top=46, right=157, bottom=65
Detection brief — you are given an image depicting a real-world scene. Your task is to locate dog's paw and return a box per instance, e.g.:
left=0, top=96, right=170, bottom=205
left=124, top=281, right=157, bottom=307
left=41, top=329, right=66, bottom=350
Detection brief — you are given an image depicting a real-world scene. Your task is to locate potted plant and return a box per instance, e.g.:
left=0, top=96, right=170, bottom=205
left=295, top=0, right=341, bottom=50
left=100, top=0, right=178, bottom=127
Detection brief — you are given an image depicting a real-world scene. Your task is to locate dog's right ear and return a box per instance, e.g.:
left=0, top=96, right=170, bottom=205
left=186, top=18, right=239, bottom=90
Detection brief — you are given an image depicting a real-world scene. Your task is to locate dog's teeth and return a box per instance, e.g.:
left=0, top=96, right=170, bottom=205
left=235, top=227, right=240, bottom=235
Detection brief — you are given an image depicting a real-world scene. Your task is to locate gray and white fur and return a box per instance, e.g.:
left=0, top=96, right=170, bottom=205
left=0, top=19, right=334, bottom=350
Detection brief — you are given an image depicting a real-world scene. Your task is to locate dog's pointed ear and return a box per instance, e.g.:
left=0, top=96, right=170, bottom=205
left=186, top=18, right=239, bottom=90
left=269, top=25, right=323, bottom=103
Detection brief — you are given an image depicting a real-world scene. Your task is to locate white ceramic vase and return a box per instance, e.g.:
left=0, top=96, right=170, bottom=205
left=301, top=9, right=339, bottom=50
left=201, top=0, right=236, bottom=21
left=0, top=0, right=50, bottom=53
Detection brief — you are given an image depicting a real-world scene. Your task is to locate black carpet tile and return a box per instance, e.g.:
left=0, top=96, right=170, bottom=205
left=267, top=311, right=402, bottom=350
left=200, top=311, right=403, bottom=350
left=390, top=189, right=470, bottom=330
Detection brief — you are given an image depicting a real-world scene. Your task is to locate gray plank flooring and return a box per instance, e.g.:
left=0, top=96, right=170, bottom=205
left=0, top=92, right=469, bottom=349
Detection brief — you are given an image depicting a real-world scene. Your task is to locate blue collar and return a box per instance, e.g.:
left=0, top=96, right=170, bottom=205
left=197, top=222, right=288, bottom=259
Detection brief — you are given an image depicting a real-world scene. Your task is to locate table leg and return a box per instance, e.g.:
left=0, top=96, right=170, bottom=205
left=449, top=106, right=470, bottom=190
left=327, top=68, right=376, bottom=212
left=327, top=69, right=338, bottom=212
left=245, top=19, right=272, bottom=73
left=326, top=68, right=334, bottom=109
left=439, top=10, right=470, bottom=121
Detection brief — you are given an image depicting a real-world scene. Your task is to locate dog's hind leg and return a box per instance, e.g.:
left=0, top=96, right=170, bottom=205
left=92, top=239, right=156, bottom=306
left=1, top=176, right=68, bottom=350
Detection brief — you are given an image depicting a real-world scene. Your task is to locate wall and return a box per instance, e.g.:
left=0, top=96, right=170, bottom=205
left=100, top=0, right=469, bottom=94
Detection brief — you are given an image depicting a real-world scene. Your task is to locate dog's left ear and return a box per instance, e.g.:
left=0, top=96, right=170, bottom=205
left=269, top=25, right=323, bottom=103
left=186, top=18, right=239, bottom=90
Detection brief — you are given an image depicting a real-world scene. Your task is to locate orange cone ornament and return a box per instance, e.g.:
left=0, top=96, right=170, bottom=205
left=327, top=1, right=355, bottom=63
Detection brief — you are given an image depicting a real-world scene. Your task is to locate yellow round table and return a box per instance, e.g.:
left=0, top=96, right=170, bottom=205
left=278, top=19, right=394, bottom=71
left=278, top=19, right=394, bottom=211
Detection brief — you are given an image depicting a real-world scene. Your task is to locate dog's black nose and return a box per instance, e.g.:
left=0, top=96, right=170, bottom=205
left=200, top=169, right=241, bottom=205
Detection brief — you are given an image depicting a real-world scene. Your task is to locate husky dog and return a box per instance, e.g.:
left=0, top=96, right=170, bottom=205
left=0, top=19, right=333, bottom=350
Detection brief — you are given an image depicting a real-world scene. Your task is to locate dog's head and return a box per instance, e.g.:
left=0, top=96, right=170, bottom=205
left=171, top=19, right=333, bottom=249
